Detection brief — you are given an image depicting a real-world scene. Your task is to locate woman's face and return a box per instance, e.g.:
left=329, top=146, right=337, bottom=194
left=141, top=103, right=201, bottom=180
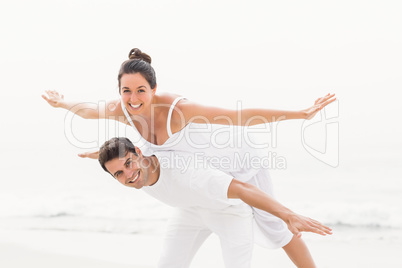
left=120, top=73, right=156, bottom=115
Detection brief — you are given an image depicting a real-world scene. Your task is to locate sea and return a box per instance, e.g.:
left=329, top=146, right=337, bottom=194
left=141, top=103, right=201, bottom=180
left=1, top=115, right=401, bottom=241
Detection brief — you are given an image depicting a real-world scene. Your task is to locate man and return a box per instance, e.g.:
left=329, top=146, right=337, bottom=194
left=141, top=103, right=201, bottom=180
left=99, top=137, right=331, bottom=268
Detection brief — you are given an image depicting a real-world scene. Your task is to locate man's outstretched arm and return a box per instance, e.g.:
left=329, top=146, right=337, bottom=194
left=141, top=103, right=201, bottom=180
left=227, top=179, right=332, bottom=238
left=78, top=150, right=99, bottom=159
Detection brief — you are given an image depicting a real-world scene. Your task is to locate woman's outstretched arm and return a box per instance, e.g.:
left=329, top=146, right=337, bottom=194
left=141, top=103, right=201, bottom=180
left=227, top=179, right=332, bottom=237
left=42, top=90, right=122, bottom=120
left=177, top=93, right=336, bottom=127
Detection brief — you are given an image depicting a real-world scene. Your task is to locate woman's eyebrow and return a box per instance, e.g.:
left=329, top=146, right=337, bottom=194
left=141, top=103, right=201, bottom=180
left=122, top=86, right=146, bottom=90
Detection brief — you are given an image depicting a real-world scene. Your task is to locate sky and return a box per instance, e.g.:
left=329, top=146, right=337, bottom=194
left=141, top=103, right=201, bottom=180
left=0, top=0, right=401, bottom=193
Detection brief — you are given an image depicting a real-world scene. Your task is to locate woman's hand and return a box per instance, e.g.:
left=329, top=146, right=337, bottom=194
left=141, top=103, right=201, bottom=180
left=42, top=90, right=64, bottom=108
left=78, top=151, right=99, bottom=160
left=286, top=213, right=333, bottom=238
left=303, top=93, right=336, bottom=120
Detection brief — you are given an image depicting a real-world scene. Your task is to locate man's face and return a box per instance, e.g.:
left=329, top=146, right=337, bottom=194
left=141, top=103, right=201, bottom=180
left=105, top=151, right=150, bottom=189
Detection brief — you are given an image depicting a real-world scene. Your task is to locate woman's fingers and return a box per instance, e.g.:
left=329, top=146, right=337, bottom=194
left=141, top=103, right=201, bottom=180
left=318, top=93, right=336, bottom=104
left=321, top=96, right=337, bottom=108
left=43, top=90, right=63, bottom=101
left=308, top=94, right=337, bottom=119
left=42, top=93, right=55, bottom=104
left=314, top=93, right=329, bottom=105
left=41, top=94, right=49, bottom=101
left=315, top=93, right=336, bottom=105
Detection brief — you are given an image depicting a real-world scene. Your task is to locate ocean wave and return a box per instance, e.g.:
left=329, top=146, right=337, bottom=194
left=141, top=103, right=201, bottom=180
left=0, top=215, right=169, bottom=235
left=296, top=201, right=402, bottom=230
left=2, top=189, right=401, bottom=233
left=1, top=204, right=400, bottom=235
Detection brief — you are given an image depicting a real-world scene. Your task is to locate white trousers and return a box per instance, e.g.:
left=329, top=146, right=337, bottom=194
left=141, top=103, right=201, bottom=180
left=158, top=204, right=254, bottom=268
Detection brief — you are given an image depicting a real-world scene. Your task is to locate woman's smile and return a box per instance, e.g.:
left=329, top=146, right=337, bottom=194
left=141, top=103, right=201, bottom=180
left=128, top=102, right=143, bottom=111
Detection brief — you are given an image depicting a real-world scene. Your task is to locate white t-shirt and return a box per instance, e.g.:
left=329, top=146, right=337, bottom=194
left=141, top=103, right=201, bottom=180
left=142, top=151, right=243, bottom=210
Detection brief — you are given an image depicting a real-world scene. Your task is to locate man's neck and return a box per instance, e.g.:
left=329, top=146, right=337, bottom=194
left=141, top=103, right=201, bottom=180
left=144, top=155, right=160, bottom=186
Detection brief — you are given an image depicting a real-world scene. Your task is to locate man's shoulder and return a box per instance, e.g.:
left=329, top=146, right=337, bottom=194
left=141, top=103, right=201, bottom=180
left=153, top=151, right=196, bottom=172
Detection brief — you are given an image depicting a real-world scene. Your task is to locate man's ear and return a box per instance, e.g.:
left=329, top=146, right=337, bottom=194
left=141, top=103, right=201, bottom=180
left=135, top=146, right=142, bottom=157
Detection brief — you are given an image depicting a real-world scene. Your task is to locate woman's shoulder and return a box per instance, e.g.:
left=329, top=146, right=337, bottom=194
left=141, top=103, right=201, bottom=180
left=106, top=99, right=124, bottom=115
left=156, top=92, right=185, bottom=105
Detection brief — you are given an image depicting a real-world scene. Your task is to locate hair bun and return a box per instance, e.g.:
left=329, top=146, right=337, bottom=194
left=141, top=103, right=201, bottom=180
left=128, top=48, right=152, bottom=64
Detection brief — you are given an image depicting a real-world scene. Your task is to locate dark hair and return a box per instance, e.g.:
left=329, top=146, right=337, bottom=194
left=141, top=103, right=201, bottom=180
left=118, top=48, right=157, bottom=90
left=98, top=137, right=137, bottom=174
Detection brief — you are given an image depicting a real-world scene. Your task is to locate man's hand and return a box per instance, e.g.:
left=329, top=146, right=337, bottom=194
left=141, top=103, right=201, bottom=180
left=286, top=213, right=333, bottom=238
left=78, top=151, right=99, bottom=160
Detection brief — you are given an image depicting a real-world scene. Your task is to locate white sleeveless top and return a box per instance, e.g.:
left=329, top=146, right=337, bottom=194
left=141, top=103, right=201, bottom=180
left=120, top=97, right=269, bottom=180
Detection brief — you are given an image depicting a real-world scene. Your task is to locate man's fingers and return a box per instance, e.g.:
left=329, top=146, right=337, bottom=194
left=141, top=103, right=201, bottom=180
left=289, top=215, right=332, bottom=236
left=78, top=152, right=99, bottom=159
left=305, top=225, right=327, bottom=236
left=309, top=221, right=332, bottom=235
left=311, top=218, right=332, bottom=231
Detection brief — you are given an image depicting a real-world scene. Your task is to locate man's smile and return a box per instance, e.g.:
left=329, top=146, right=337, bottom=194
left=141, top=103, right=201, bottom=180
left=129, top=171, right=140, bottom=183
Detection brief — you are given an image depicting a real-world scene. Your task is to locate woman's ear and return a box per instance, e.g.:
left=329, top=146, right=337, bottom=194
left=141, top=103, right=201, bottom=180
left=152, top=84, right=157, bottom=96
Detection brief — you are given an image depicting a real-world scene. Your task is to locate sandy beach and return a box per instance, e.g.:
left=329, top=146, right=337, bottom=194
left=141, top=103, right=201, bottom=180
left=0, top=243, right=139, bottom=268
left=1, top=227, right=401, bottom=268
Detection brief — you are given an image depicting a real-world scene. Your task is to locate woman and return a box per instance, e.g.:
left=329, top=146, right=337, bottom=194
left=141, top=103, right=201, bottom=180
left=42, top=48, right=335, bottom=267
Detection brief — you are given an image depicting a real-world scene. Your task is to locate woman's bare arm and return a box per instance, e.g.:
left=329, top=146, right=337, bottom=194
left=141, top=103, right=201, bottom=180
left=42, top=90, right=122, bottom=120
left=176, top=93, right=336, bottom=127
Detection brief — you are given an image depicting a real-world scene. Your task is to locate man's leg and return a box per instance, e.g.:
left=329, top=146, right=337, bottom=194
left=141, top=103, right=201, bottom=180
left=282, top=235, right=316, bottom=268
left=203, top=204, right=254, bottom=268
left=158, top=208, right=211, bottom=268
